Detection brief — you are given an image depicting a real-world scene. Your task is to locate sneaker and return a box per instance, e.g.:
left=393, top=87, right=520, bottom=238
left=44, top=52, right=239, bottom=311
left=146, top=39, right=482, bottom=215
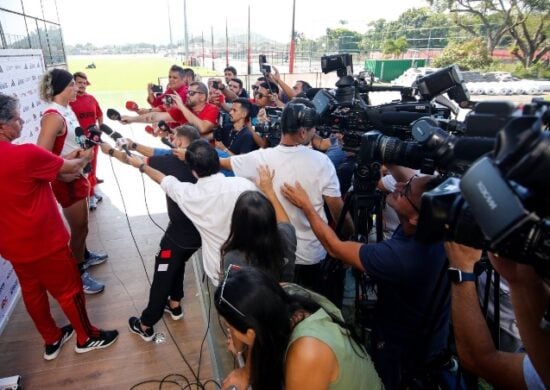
left=44, top=325, right=74, bottom=361
left=74, top=329, right=119, bottom=353
left=164, top=302, right=184, bottom=320
left=82, top=250, right=108, bottom=270
left=89, top=196, right=97, bottom=211
left=82, top=272, right=105, bottom=294
left=128, top=317, right=155, bottom=342
left=94, top=193, right=103, bottom=203
left=96, top=178, right=104, bottom=184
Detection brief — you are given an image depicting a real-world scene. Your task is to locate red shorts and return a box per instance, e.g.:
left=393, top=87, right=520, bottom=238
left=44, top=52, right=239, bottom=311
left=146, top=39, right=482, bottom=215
left=52, top=175, right=90, bottom=208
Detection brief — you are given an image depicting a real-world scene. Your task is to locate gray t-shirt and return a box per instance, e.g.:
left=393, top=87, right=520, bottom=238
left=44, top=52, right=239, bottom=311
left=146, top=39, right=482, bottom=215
left=223, top=222, right=296, bottom=282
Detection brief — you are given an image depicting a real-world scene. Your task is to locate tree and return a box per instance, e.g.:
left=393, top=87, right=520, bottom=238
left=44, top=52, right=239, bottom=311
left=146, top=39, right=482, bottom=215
left=325, top=28, right=363, bottom=53
left=430, top=0, right=549, bottom=66
left=383, top=36, right=409, bottom=58
left=432, top=38, right=493, bottom=70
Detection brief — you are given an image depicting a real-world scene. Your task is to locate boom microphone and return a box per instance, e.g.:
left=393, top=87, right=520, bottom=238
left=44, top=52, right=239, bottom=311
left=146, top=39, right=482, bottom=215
left=100, top=124, right=132, bottom=156
left=106, top=108, right=122, bottom=121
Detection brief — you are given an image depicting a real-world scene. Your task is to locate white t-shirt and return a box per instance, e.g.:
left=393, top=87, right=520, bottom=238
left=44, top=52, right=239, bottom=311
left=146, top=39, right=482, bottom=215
left=161, top=173, right=256, bottom=285
left=231, top=145, right=341, bottom=266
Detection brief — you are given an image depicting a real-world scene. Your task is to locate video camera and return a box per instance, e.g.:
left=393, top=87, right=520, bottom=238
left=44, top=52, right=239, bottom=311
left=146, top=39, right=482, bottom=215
left=312, top=55, right=471, bottom=153
left=416, top=104, right=550, bottom=278
left=255, top=107, right=284, bottom=146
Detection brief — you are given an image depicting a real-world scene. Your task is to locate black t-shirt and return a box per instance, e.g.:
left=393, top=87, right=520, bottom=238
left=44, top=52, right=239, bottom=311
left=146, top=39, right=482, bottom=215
left=227, top=127, right=257, bottom=155
left=148, top=155, right=201, bottom=246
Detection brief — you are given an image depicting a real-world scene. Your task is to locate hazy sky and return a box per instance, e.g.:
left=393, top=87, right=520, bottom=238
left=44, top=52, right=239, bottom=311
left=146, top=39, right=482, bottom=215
left=57, top=0, right=428, bottom=46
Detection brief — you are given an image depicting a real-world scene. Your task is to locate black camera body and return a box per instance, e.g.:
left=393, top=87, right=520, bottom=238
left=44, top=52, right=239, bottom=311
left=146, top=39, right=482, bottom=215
left=417, top=112, right=550, bottom=278
left=255, top=107, right=283, bottom=146
left=151, top=84, right=163, bottom=95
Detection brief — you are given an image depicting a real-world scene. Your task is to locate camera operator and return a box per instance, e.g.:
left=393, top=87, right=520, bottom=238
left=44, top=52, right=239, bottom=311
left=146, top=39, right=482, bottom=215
left=282, top=170, right=450, bottom=389
left=121, top=82, right=219, bottom=139
left=214, top=98, right=257, bottom=156
left=445, top=242, right=549, bottom=388
left=144, top=65, right=194, bottom=112
left=252, top=81, right=284, bottom=148
left=220, top=99, right=353, bottom=296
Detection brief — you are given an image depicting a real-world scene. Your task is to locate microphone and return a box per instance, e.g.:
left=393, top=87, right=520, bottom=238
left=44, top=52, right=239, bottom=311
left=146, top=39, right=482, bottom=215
left=160, top=137, right=174, bottom=148
left=74, top=127, right=92, bottom=149
left=157, top=120, right=173, bottom=134
left=100, top=124, right=132, bottom=156
left=106, top=108, right=122, bottom=121
left=87, top=124, right=103, bottom=144
left=145, top=125, right=155, bottom=135
left=125, top=101, right=139, bottom=112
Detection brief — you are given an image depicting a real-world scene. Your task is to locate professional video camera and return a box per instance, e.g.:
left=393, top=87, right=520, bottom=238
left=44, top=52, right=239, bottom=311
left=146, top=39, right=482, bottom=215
left=255, top=107, right=283, bottom=146
left=312, top=54, right=471, bottom=152
left=416, top=105, right=550, bottom=278
left=357, top=100, right=517, bottom=175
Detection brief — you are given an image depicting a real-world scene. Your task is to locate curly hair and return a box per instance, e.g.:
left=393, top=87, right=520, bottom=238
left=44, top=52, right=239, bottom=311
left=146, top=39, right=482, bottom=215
left=39, top=70, right=55, bottom=102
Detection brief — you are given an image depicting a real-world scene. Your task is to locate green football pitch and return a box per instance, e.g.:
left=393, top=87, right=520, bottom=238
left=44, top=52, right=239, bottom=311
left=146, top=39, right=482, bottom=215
left=67, top=55, right=217, bottom=110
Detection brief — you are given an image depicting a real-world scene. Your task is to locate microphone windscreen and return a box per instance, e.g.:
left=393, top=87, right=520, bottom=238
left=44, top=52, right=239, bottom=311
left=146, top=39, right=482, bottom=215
left=126, top=101, right=139, bottom=111
left=158, top=120, right=170, bottom=132
left=99, top=123, right=114, bottom=135
left=106, top=108, right=121, bottom=121
left=75, top=127, right=85, bottom=137
left=145, top=125, right=155, bottom=135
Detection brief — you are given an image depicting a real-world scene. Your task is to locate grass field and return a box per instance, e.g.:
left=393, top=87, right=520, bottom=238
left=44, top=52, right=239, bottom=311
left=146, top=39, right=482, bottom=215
left=66, top=55, right=217, bottom=110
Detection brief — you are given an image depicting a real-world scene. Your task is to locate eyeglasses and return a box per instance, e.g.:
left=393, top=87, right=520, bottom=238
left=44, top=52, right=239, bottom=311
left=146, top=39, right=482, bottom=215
left=399, top=175, right=420, bottom=213
left=187, top=90, right=204, bottom=96
left=218, top=264, right=246, bottom=318
left=254, top=92, right=268, bottom=99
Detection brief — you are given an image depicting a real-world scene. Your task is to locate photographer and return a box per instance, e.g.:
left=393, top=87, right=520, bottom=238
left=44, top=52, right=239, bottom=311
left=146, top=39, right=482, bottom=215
left=445, top=242, right=548, bottom=388
left=282, top=172, right=450, bottom=389
left=145, top=65, right=193, bottom=111
left=269, top=65, right=311, bottom=100
left=121, top=82, right=219, bottom=139
left=220, top=100, right=352, bottom=297
left=214, top=98, right=257, bottom=156
left=252, top=81, right=284, bottom=148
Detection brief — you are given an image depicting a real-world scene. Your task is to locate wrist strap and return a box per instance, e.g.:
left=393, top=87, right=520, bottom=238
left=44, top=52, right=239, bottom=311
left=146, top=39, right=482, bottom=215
left=139, top=163, right=146, bottom=173
left=108, top=148, right=115, bottom=156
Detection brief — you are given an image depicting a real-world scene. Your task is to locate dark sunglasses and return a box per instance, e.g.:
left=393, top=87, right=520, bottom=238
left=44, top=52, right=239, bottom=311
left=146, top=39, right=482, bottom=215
left=399, top=175, right=420, bottom=213
left=218, top=264, right=246, bottom=318
left=254, top=92, right=269, bottom=99
left=187, top=90, right=204, bottom=96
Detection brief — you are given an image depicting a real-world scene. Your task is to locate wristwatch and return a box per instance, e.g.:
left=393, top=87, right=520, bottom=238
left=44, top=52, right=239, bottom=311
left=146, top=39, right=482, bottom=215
left=448, top=267, right=476, bottom=283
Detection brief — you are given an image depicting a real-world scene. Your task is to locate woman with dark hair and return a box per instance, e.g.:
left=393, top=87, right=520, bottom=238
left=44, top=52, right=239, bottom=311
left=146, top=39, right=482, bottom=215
left=221, top=165, right=296, bottom=282
left=215, top=266, right=382, bottom=390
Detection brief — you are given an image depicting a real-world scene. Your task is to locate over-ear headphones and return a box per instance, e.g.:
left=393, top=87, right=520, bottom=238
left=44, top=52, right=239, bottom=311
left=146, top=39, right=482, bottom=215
left=281, top=102, right=318, bottom=133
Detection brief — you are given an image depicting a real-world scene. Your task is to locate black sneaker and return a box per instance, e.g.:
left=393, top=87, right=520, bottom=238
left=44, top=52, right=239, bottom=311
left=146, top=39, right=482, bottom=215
left=128, top=317, right=155, bottom=342
left=164, top=302, right=184, bottom=320
left=44, top=324, right=74, bottom=361
left=74, top=329, right=119, bottom=353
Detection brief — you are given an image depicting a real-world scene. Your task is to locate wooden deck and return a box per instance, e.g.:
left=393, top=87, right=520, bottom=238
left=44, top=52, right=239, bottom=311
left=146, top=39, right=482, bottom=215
left=0, top=148, right=224, bottom=389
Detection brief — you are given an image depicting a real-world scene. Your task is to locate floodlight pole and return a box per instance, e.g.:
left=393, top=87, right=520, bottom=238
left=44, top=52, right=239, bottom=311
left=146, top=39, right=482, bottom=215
left=225, top=18, right=229, bottom=67
left=167, top=0, right=173, bottom=49
left=247, top=4, right=251, bottom=75
left=183, top=0, right=189, bottom=65
left=211, top=25, right=215, bottom=71
left=289, top=0, right=296, bottom=74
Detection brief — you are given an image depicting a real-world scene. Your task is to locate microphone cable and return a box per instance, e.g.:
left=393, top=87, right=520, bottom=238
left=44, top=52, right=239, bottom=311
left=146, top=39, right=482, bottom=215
left=103, top=142, right=222, bottom=389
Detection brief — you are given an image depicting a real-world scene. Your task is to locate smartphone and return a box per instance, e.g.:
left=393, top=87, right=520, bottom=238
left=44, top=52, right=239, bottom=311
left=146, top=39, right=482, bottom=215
left=162, top=95, right=173, bottom=106
left=259, top=55, right=271, bottom=74
left=212, top=80, right=220, bottom=90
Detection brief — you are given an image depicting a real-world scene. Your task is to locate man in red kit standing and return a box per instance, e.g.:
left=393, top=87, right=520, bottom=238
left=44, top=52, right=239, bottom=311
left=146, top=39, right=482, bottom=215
left=69, top=71, right=103, bottom=211
left=0, top=94, right=118, bottom=360
left=69, top=71, right=109, bottom=270
left=143, top=66, right=194, bottom=112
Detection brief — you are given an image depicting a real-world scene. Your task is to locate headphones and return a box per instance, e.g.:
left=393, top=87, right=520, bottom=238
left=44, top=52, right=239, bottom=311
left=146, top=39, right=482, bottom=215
left=281, top=103, right=318, bottom=133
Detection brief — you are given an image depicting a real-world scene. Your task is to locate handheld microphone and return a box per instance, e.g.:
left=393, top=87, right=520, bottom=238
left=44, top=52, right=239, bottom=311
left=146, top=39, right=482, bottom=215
left=160, top=137, right=174, bottom=148
left=106, top=108, right=122, bottom=121
left=100, top=124, right=132, bottom=156
left=125, top=101, right=139, bottom=112
left=87, top=124, right=103, bottom=144
left=145, top=125, right=155, bottom=135
left=74, top=127, right=93, bottom=149
left=157, top=120, right=173, bottom=134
